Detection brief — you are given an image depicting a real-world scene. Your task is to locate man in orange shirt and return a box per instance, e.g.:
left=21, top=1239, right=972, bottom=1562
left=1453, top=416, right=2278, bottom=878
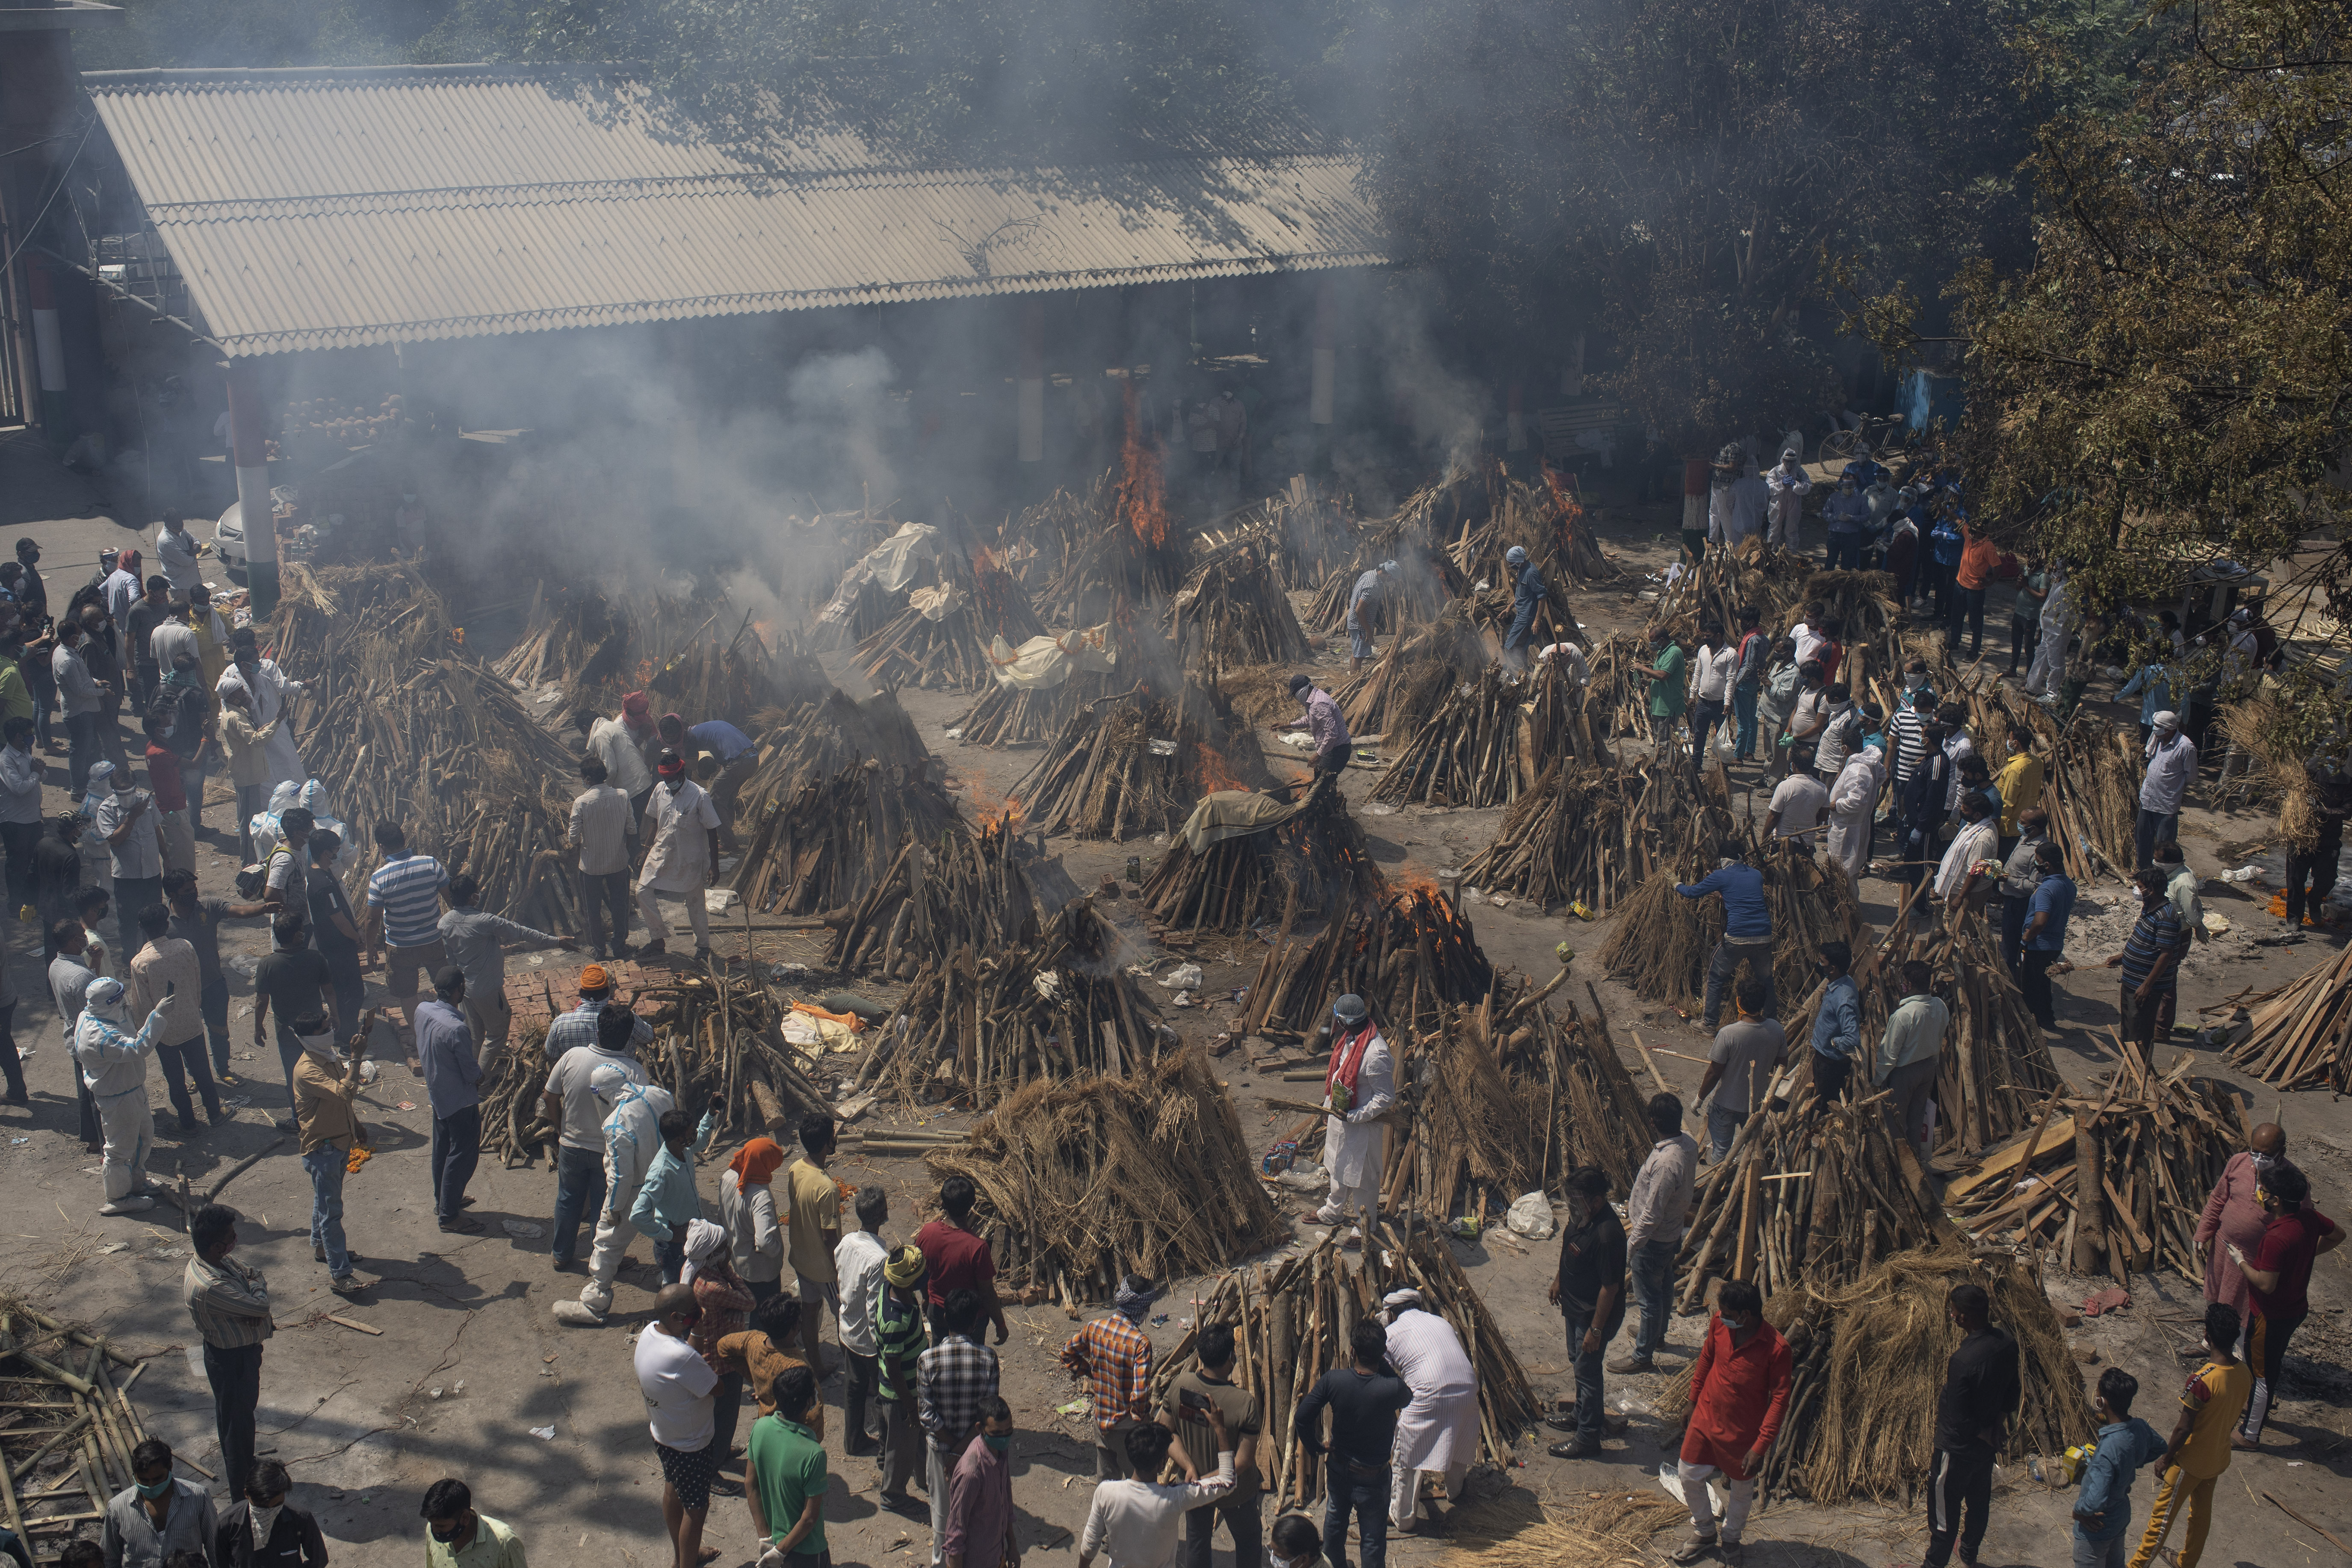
left=1948, top=516, right=2001, bottom=661
left=1662, top=1279, right=1792, bottom=1565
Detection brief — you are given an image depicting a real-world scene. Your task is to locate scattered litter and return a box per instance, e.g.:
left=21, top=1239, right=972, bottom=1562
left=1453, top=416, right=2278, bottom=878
left=429, top=1388, right=444, bottom=1400
left=1161, top=963, right=1204, bottom=991
left=1505, top=1192, right=1557, bottom=1240
left=1365, top=804, right=1397, bottom=815
left=525, top=955, right=544, bottom=967
left=1173, top=991, right=1196, bottom=1008
left=1147, top=739, right=1178, bottom=756
left=535, top=686, right=562, bottom=705
left=1033, top=971, right=1062, bottom=1001
left=2220, top=865, right=2264, bottom=884
left=358, top=1061, right=380, bottom=1084
left=704, top=888, right=740, bottom=914
left=98, top=1241, right=130, bottom=1254
left=396, top=1101, right=416, bottom=1111
left=1054, top=1399, right=1089, bottom=1417
left=943, top=728, right=963, bottom=741
left=1489, top=893, right=1510, bottom=908
left=527, top=1425, right=555, bottom=1440
left=769, top=962, right=811, bottom=982
left=227, top=957, right=260, bottom=980
left=502, top=1220, right=545, bottom=1239
left=221, top=1096, right=251, bottom=1107
left=235, top=1005, right=254, bottom=1019
left=8, top=1137, right=27, bottom=1146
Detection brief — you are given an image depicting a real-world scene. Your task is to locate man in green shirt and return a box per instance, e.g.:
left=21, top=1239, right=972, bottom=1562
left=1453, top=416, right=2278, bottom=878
left=750, top=1365, right=829, bottom=1565
left=1644, top=626, right=1688, bottom=747
left=421, top=1478, right=527, bottom=1568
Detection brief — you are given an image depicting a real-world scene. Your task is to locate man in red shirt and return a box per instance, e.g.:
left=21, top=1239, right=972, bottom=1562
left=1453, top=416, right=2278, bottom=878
left=916, top=1175, right=1009, bottom=1346
left=1663, top=1279, right=1792, bottom=1565
left=2229, top=1160, right=2344, bottom=1447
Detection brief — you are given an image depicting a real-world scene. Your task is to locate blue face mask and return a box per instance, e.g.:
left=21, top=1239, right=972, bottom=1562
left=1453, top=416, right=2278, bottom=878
left=982, top=1432, right=1010, bottom=1454
left=136, top=1476, right=174, bottom=1499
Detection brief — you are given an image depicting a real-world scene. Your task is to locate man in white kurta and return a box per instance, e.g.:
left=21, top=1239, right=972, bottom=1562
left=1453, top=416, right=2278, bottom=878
left=634, top=752, right=720, bottom=959
left=1383, top=1290, right=1479, bottom=1533
left=1306, top=993, right=1392, bottom=1243
left=1825, top=740, right=1887, bottom=896
left=215, top=645, right=305, bottom=787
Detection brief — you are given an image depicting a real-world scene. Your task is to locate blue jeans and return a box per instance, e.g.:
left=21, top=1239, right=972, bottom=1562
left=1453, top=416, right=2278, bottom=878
left=303, top=1145, right=350, bottom=1276
left=1629, top=1239, right=1676, bottom=1363
left=1706, top=1103, right=1747, bottom=1162
left=1731, top=685, right=1759, bottom=758
left=1562, top=1296, right=1627, bottom=1444
left=655, top=1231, right=686, bottom=1284
left=552, top=1143, right=607, bottom=1264
left=1322, top=1458, right=1389, bottom=1568
left=1824, top=532, right=1864, bottom=571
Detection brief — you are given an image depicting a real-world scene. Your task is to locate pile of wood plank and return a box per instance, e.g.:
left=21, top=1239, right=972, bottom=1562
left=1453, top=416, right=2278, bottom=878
left=1141, top=776, right=1386, bottom=936
left=729, top=759, right=958, bottom=918
left=2216, top=942, right=2352, bottom=1091
left=861, top=901, right=1166, bottom=1104
left=1333, top=606, right=1492, bottom=738
left=1034, top=492, right=1186, bottom=628
left=1467, top=755, right=1733, bottom=915
left=1170, top=542, right=1312, bottom=677
left=1014, top=682, right=1271, bottom=841
left=854, top=555, right=1046, bottom=693
left=1599, top=846, right=1859, bottom=1012
left=494, top=582, right=632, bottom=710
left=0, top=1302, right=161, bottom=1556
left=732, top=688, right=931, bottom=814
left=275, top=562, right=586, bottom=933
left=1942, top=1044, right=2246, bottom=1279
left=1368, top=661, right=1581, bottom=809
left=1673, top=1084, right=1946, bottom=1310
left=1235, top=883, right=1494, bottom=1043
left=1150, top=1226, right=1535, bottom=1509
left=821, top=815, right=1040, bottom=980
left=920, top=1044, right=1280, bottom=1302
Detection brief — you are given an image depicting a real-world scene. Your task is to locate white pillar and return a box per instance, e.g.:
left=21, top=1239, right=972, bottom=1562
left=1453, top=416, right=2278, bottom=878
left=1310, top=281, right=1335, bottom=427
left=1017, top=300, right=1044, bottom=464
left=28, top=261, right=65, bottom=435
left=227, top=360, right=278, bottom=614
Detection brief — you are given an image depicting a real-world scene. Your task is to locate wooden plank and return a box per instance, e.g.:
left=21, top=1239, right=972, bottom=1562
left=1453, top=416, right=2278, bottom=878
left=1945, top=1114, right=2077, bottom=1202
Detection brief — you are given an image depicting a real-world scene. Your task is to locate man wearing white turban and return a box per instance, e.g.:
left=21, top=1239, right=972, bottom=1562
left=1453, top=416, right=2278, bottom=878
left=75, top=975, right=170, bottom=1213
left=1382, top=1290, right=1479, bottom=1536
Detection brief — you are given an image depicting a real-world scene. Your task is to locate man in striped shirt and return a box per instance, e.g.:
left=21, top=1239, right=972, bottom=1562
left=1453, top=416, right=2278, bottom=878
left=2106, top=868, right=2189, bottom=1049
left=362, top=819, right=449, bottom=1045
left=184, top=1203, right=270, bottom=1503
left=1888, top=689, right=1934, bottom=791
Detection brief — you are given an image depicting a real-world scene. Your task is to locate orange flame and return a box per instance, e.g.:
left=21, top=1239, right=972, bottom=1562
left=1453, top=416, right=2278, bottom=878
left=1192, top=738, right=1249, bottom=794
left=1118, top=381, right=1167, bottom=549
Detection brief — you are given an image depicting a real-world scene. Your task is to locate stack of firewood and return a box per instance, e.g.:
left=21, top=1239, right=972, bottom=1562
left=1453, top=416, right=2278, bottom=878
left=820, top=816, right=1040, bottom=980
left=1462, top=753, right=1734, bottom=914
left=0, top=1301, right=163, bottom=1557
left=854, top=554, right=1047, bottom=693
left=1170, top=542, right=1312, bottom=676
left=1599, top=845, right=1861, bottom=1013
left=1234, top=883, right=1492, bottom=1043
left=1333, top=606, right=1491, bottom=738
left=2218, top=942, right=2352, bottom=1091
left=1014, top=682, right=1271, bottom=840
left=1141, top=776, right=1386, bottom=936
left=1368, top=661, right=1581, bottom=809
left=729, top=759, right=957, bottom=917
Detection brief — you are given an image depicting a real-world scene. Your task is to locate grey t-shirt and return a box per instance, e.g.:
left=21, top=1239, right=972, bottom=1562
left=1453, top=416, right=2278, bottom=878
left=1709, top=1017, right=1788, bottom=1116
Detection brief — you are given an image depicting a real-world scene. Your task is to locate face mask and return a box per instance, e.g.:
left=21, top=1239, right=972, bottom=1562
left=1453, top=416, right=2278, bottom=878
left=1904, top=673, right=1926, bottom=690
left=2249, top=1151, right=2276, bottom=1172
left=1721, top=1317, right=1750, bottom=1334
left=136, top=1476, right=173, bottom=1499
left=249, top=1503, right=284, bottom=1542
left=157, top=723, right=175, bottom=740
left=982, top=1432, right=1010, bottom=1454
left=430, top=1520, right=467, bottom=1543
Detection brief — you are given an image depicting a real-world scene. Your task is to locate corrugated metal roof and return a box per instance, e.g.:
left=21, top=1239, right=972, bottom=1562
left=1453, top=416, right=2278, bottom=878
left=83, top=65, right=1384, bottom=357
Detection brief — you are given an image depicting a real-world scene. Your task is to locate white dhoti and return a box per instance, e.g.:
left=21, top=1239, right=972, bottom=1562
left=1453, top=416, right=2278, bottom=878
left=1314, top=1114, right=1382, bottom=1230
left=1825, top=810, right=1871, bottom=893
left=95, top=1086, right=153, bottom=1208
left=1389, top=1382, right=1479, bottom=1526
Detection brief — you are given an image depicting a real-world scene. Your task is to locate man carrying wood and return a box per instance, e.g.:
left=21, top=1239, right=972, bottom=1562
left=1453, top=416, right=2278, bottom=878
left=1662, top=1279, right=1791, bottom=1566
left=1300, top=994, right=1392, bottom=1246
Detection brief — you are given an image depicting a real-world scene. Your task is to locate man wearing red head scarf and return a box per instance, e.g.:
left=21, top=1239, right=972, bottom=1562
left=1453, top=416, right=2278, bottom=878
left=721, top=1137, right=787, bottom=1299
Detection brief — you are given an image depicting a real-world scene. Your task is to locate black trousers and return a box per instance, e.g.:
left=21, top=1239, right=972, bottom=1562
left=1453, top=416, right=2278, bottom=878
left=581, top=869, right=634, bottom=957
left=0, top=1001, right=21, bottom=1100
left=2286, top=814, right=2346, bottom=922
left=431, top=1104, right=482, bottom=1220
left=1811, top=1051, right=1852, bottom=1102
left=204, top=1339, right=263, bottom=1502
left=2020, top=949, right=2058, bottom=1029
left=845, top=1349, right=881, bottom=1454
left=1921, top=1441, right=1994, bottom=1568
left=0, top=819, right=38, bottom=911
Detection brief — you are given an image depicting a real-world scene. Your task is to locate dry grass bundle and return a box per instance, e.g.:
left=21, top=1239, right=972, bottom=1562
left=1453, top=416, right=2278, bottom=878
left=860, top=900, right=1164, bottom=1104
left=1332, top=605, right=1491, bottom=738
left=2046, top=718, right=2143, bottom=882
left=1461, top=758, right=1727, bottom=914
left=1170, top=542, right=1313, bottom=676
left=1449, top=1494, right=1686, bottom=1568
left=276, top=562, right=584, bottom=930
left=1014, top=682, right=1273, bottom=841
left=1141, top=776, right=1386, bottom=936
left=1368, top=661, right=1581, bottom=809
left=2214, top=694, right=2308, bottom=829
left=922, top=1044, right=1283, bottom=1302
left=729, top=759, right=958, bottom=917
left=854, top=556, right=1047, bottom=693
left=1209, top=663, right=1305, bottom=726
left=1674, top=1086, right=1946, bottom=1311
left=1943, top=1044, right=2247, bottom=1278
left=1152, top=1226, right=1536, bottom=1509
left=2217, top=942, right=2352, bottom=1090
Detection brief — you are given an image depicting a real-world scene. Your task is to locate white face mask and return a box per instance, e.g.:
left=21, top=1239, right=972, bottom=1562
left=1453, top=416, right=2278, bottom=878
left=249, top=1503, right=283, bottom=1544
left=1904, top=673, right=1926, bottom=690
left=2248, top=1151, right=2277, bottom=1172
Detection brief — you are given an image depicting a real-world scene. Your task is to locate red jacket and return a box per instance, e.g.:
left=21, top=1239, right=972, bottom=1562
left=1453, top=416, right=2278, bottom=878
left=1680, top=1313, right=1794, bottom=1479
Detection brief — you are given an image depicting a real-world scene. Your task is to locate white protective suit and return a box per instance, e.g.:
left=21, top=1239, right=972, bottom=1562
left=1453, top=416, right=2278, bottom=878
left=1313, top=1024, right=1394, bottom=1234
left=216, top=659, right=306, bottom=787
left=1826, top=743, right=1887, bottom=896
left=2026, top=577, right=2074, bottom=697
left=1385, top=1295, right=1480, bottom=1528
left=74, top=977, right=169, bottom=1212
left=1764, top=459, right=1811, bottom=551
left=559, top=1065, right=676, bottom=1321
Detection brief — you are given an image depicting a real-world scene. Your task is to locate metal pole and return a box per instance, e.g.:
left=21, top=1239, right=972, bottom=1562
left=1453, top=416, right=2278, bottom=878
left=225, top=360, right=276, bottom=616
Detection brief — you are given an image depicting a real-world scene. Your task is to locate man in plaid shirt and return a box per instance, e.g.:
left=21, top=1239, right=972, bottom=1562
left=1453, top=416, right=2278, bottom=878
left=919, top=1288, right=1000, bottom=1568
left=1061, top=1273, right=1160, bottom=1479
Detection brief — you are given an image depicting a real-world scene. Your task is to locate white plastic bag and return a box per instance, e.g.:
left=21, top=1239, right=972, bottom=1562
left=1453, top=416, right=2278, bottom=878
left=1506, top=1191, right=1557, bottom=1240
left=1162, top=963, right=1205, bottom=990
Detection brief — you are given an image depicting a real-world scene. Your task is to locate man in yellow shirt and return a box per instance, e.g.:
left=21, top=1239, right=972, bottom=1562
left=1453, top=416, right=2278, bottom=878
left=1993, top=725, right=2045, bottom=860
left=2127, top=1302, right=2253, bottom=1568
left=785, top=1113, right=844, bottom=1371
left=291, top=1011, right=370, bottom=1296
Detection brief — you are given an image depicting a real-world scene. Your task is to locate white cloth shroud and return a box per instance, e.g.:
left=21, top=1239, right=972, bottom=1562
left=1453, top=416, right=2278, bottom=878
left=984, top=623, right=1120, bottom=690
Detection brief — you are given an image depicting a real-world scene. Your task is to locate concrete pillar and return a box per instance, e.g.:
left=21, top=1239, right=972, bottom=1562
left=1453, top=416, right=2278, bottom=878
left=226, top=360, right=277, bottom=616
left=1309, top=281, right=1335, bottom=427
left=27, top=261, right=66, bottom=437
left=1016, top=299, right=1044, bottom=464
left=1505, top=381, right=1526, bottom=453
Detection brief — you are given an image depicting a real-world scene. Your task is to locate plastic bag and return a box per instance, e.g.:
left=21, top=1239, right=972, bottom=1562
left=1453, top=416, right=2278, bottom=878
left=1506, top=1191, right=1557, bottom=1239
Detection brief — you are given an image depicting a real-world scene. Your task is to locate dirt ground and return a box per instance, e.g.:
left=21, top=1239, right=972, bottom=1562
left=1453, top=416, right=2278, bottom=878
left=0, top=443, right=2345, bottom=1568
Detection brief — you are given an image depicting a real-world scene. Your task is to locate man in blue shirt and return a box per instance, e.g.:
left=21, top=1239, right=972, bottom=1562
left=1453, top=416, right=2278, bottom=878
left=2018, top=844, right=2075, bottom=1031
left=2105, top=867, right=2187, bottom=1050
left=1503, top=546, right=1548, bottom=673
left=1808, top=941, right=1862, bottom=1102
left=2074, top=1368, right=2166, bottom=1568
left=677, top=717, right=762, bottom=853
left=1676, top=841, right=1773, bottom=1029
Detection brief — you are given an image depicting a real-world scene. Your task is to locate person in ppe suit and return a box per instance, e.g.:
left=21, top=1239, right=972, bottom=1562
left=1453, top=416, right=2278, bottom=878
left=76, top=975, right=170, bottom=1214
left=553, top=1053, right=676, bottom=1324
left=1764, top=450, right=1811, bottom=553
left=1299, top=994, right=1392, bottom=1246
left=2027, top=563, right=2075, bottom=701
left=1826, top=733, right=1889, bottom=898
